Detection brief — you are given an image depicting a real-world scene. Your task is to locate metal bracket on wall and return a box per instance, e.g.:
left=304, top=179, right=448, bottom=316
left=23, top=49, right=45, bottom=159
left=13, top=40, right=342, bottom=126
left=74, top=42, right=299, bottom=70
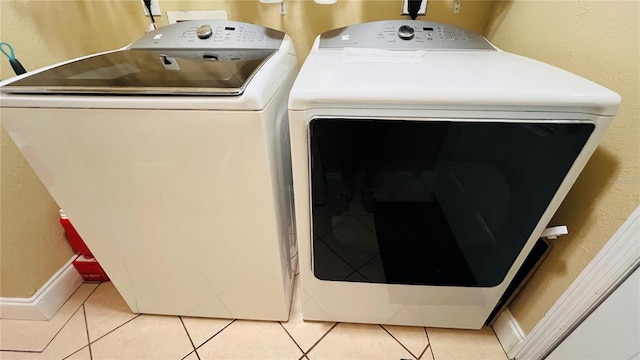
left=541, top=226, right=569, bottom=240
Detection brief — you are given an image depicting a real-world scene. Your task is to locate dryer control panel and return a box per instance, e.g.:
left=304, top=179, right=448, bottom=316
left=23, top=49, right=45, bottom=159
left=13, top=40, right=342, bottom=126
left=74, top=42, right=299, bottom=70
left=129, top=20, right=285, bottom=50
left=319, top=20, right=495, bottom=50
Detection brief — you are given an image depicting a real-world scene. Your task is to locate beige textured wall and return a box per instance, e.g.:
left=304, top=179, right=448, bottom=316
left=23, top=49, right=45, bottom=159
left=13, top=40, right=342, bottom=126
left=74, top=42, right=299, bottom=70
left=0, top=0, right=493, bottom=297
left=485, top=0, right=640, bottom=334
left=0, top=129, right=75, bottom=298
left=156, top=0, right=495, bottom=64
left=1, top=0, right=495, bottom=80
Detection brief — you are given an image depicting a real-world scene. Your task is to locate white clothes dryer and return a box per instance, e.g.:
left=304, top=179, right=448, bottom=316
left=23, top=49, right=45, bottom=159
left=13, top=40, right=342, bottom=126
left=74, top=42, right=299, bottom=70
left=288, top=20, right=620, bottom=329
left=1, top=20, right=298, bottom=321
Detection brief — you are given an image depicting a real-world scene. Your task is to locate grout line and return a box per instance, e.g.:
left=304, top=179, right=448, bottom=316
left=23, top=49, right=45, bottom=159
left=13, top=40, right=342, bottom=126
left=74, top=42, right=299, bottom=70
left=416, top=327, right=429, bottom=359
left=82, top=305, right=94, bottom=360
left=62, top=345, right=90, bottom=360
left=424, top=327, right=435, bottom=360
left=278, top=321, right=305, bottom=355
left=180, top=350, right=199, bottom=360
left=87, top=314, right=141, bottom=345
left=53, top=304, right=93, bottom=360
left=179, top=316, right=201, bottom=360
left=37, top=304, right=85, bottom=353
left=379, top=324, right=419, bottom=359
left=2, top=284, right=100, bottom=354
left=79, top=282, right=101, bottom=307
left=194, top=319, right=236, bottom=351
left=419, top=344, right=433, bottom=360
left=303, top=322, right=338, bottom=356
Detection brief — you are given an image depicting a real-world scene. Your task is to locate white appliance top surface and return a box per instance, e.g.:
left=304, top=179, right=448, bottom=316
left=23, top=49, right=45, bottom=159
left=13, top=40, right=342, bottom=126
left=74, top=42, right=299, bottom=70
left=289, top=20, right=620, bottom=116
left=0, top=20, right=297, bottom=110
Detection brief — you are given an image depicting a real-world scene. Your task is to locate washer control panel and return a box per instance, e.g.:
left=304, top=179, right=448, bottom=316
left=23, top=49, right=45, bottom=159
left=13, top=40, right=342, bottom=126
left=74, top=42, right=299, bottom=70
left=129, top=20, right=285, bottom=50
left=319, top=20, right=494, bottom=50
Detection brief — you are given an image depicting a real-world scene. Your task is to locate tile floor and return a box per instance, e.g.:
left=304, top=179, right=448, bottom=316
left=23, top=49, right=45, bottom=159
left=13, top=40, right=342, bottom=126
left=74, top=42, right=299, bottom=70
left=1, top=278, right=508, bottom=360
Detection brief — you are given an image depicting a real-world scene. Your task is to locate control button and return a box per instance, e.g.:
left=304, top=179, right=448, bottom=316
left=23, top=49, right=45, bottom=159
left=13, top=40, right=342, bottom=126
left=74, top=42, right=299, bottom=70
left=398, top=25, right=415, bottom=40
left=196, top=25, right=213, bottom=39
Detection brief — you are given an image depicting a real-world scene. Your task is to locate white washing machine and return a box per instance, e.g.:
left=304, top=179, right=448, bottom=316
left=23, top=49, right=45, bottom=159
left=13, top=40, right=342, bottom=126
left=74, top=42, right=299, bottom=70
left=1, top=20, right=298, bottom=321
left=288, top=20, right=620, bottom=329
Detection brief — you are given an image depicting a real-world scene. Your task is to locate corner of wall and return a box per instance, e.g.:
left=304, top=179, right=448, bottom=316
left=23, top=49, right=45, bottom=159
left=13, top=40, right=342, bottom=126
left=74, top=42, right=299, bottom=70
left=484, top=0, right=640, bottom=334
left=1, top=127, right=75, bottom=298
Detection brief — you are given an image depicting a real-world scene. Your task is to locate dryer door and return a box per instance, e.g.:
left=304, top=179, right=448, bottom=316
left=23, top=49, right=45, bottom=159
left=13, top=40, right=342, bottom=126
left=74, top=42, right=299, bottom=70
left=309, top=118, right=594, bottom=287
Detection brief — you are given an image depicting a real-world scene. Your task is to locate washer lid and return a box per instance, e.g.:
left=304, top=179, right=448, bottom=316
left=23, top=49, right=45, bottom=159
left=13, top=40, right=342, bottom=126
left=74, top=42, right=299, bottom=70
left=1, top=20, right=285, bottom=96
left=2, top=49, right=275, bottom=95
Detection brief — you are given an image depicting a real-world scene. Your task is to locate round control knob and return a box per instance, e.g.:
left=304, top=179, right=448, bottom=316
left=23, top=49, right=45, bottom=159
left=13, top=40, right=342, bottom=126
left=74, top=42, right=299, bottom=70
left=196, top=25, right=213, bottom=39
left=398, top=25, right=415, bottom=40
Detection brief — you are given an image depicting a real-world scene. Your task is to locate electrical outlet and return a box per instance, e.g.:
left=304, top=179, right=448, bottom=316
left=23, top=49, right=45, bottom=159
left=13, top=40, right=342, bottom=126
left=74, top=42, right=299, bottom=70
left=401, top=0, right=426, bottom=16
left=453, top=0, right=461, bottom=14
left=141, top=0, right=161, bottom=16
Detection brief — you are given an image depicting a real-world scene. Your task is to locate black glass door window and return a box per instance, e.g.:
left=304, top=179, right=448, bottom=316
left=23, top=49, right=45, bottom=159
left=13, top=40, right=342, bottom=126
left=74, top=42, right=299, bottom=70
left=310, top=118, right=593, bottom=287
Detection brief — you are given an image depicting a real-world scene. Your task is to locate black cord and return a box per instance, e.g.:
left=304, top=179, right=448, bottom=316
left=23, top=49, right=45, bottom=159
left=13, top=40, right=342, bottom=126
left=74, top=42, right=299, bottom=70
left=143, top=0, right=156, bottom=25
left=408, top=0, right=422, bottom=20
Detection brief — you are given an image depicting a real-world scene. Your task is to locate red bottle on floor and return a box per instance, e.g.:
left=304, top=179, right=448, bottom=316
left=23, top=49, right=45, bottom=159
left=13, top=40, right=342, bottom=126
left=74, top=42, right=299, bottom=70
left=59, top=210, right=109, bottom=282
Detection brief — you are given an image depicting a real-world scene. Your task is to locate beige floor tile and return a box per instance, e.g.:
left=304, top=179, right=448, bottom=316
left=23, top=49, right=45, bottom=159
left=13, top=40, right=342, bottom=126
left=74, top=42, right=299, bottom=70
left=0, top=307, right=89, bottom=359
left=281, top=276, right=335, bottom=352
left=65, top=347, right=91, bottom=360
left=197, top=320, right=302, bottom=360
left=84, top=281, right=137, bottom=342
left=181, top=316, right=233, bottom=347
left=307, top=323, right=414, bottom=360
left=382, top=325, right=429, bottom=358
left=90, top=314, right=193, bottom=360
left=0, top=283, right=97, bottom=351
left=427, top=327, right=508, bottom=360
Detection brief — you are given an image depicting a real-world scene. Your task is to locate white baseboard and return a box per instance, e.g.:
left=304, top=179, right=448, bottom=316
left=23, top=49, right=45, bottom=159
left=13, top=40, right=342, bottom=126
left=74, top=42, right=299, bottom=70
left=0, top=255, right=83, bottom=320
left=515, top=205, right=640, bottom=360
left=492, top=309, right=525, bottom=359
left=502, top=205, right=640, bottom=360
